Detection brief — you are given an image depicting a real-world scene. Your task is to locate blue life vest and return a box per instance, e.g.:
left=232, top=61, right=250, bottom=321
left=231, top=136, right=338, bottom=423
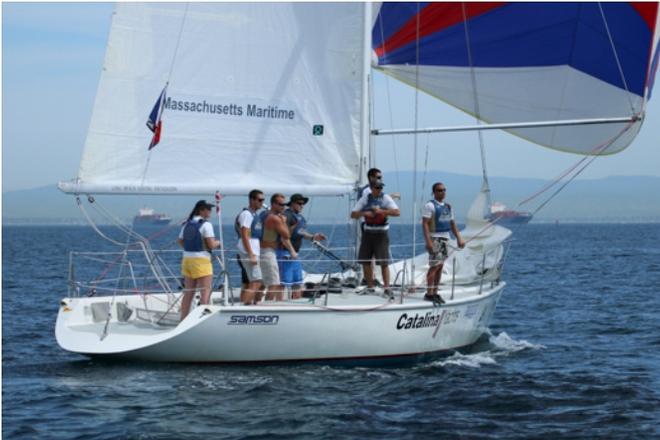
left=430, top=200, right=452, bottom=233
left=286, top=209, right=307, bottom=251
left=250, top=209, right=267, bottom=240
left=362, top=194, right=388, bottom=227
left=290, top=211, right=307, bottom=241
left=183, top=219, right=207, bottom=252
left=234, top=208, right=266, bottom=240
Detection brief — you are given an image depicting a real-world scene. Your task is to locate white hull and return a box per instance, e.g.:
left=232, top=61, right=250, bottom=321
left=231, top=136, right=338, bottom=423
left=56, top=283, right=503, bottom=364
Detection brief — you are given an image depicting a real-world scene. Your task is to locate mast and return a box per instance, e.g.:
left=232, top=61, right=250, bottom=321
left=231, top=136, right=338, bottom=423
left=352, top=2, right=373, bottom=265
left=359, top=1, right=372, bottom=188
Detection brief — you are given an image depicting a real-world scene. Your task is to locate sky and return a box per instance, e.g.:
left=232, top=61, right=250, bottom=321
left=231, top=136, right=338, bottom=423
left=2, top=2, right=660, bottom=194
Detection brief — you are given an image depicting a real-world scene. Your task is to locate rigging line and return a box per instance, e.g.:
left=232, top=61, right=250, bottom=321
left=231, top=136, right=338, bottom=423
left=86, top=197, right=176, bottom=293
left=529, top=123, right=633, bottom=216
left=446, top=123, right=632, bottom=249
left=140, top=3, right=191, bottom=187
left=77, top=197, right=136, bottom=247
left=419, top=132, right=431, bottom=211
left=462, top=2, right=491, bottom=201
left=517, top=116, right=638, bottom=207
left=333, top=130, right=628, bottom=274
left=168, top=2, right=190, bottom=84
left=377, top=11, right=402, bottom=192
left=598, top=2, right=637, bottom=115
left=90, top=199, right=147, bottom=241
left=411, top=1, right=421, bottom=278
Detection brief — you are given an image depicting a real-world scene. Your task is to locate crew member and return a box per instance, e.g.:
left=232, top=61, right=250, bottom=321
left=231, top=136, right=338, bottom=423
left=260, top=193, right=298, bottom=301
left=422, top=182, right=465, bottom=304
left=281, top=193, right=327, bottom=298
left=351, top=181, right=400, bottom=295
left=177, top=200, right=220, bottom=320
left=235, top=189, right=265, bottom=305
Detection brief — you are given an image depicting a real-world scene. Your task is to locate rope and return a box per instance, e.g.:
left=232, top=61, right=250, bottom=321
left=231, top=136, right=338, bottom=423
left=139, top=3, right=190, bottom=186
left=598, top=2, right=636, bottom=115
left=462, top=2, right=492, bottom=204
left=419, top=133, right=431, bottom=212
left=410, top=2, right=422, bottom=282
left=517, top=116, right=638, bottom=209
left=377, top=14, right=402, bottom=193
left=77, top=197, right=135, bottom=247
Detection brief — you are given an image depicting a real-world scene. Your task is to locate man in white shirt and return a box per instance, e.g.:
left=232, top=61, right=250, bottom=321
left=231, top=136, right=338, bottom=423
left=235, top=189, right=265, bottom=305
left=422, top=182, right=465, bottom=304
left=351, top=182, right=400, bottom=294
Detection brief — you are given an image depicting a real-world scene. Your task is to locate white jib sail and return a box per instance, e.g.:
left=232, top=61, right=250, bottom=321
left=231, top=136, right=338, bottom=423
left=63, top=3, right=369, bottom=196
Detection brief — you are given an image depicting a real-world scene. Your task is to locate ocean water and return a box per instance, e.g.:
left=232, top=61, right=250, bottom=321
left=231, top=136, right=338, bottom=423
left=3, top=223, right=660, bottom=439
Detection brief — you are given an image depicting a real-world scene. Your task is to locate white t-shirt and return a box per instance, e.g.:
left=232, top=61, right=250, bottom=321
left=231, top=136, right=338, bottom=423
left=422, top=201, right=454, bottom=239
left=236, top=209, right=261, bottom=256
left=358, top=184, right=371, bottom=199
left=352, top=193, right=398, bottom=231
left=179, top=216, right=215, bottom=259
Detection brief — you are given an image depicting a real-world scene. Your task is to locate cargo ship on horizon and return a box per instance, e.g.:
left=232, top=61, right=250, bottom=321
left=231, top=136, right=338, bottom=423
left=133, top=208, right=171, bottom=226
left=488, top=202, right=533, bottom=225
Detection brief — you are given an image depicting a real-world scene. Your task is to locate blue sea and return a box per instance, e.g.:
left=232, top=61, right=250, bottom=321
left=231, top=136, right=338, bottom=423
left=3, top=223, right=660, bottom=439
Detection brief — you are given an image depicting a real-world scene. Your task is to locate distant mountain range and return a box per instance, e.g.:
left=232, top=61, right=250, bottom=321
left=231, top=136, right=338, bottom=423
left=3, top=172, right=660, bottom=224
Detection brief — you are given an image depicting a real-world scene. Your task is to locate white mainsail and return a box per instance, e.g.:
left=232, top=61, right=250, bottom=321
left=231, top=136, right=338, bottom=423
left=61, top=3, right=369, bottom=196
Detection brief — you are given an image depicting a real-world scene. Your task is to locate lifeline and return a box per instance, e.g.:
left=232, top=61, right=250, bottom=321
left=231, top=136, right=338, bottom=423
left=396, top=312, right=442, bottom=330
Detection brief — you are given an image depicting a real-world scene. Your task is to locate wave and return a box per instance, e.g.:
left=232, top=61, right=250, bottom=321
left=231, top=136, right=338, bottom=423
left=430, top=330, right=545, bottom=369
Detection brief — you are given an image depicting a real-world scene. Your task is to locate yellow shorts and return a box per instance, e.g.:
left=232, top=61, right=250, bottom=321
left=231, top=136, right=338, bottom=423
left=181, top=257, right=213, bottom=279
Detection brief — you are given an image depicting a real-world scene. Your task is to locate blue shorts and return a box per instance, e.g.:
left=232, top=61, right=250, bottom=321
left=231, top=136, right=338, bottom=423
left=276, top=249, right=303, bottom=286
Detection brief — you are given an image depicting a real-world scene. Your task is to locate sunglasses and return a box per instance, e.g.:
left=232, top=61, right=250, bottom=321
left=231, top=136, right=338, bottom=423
left=274, top=202, right=286, bottom=207
left=256, top=198, right=265, bottom=202
left=435, top=189, right=446, bottom=192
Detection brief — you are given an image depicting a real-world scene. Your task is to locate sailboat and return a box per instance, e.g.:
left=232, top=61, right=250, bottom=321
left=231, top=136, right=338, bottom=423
left=56, top=3, right=658, bottom=363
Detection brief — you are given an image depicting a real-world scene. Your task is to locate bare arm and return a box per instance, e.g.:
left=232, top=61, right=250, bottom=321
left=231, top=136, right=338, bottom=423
left=451, top=221, right=465, bottom=248
left=275, top=217, right=297, bottom=258
left=373, top=197, right=399, bottom=217
left=308, top=231, right=327, bottom=241
left=351, top=210, right=370, bottom=219
left=240, top=227, right=257, bottom=264
left=422, top=217, right=433, bottom=252
left=177, top=238, right=184, bottom=248
left=205, top=236, right=221, bottom=250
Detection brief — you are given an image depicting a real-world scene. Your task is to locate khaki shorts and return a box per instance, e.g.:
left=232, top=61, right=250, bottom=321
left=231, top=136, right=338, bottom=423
left=239, top=251, right=263, bottom=282
left=429, top=237, right=449, bottom=267
left=260, top=248, right=280, bottom=286
left=181, top=257, right=213, bottom=279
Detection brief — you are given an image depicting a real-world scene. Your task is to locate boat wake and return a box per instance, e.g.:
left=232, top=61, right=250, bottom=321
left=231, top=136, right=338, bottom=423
left=431, top=330, right=545, bottom=369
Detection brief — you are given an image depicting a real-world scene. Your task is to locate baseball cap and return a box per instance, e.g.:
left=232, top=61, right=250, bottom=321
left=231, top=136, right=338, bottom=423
left=286, top=193, right=309, bottom=206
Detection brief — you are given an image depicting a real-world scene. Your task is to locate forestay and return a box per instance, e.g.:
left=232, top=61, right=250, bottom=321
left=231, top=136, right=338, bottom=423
left=373, top=2, right=660, bottom=154
left=61, top=3, right=369, bottom=196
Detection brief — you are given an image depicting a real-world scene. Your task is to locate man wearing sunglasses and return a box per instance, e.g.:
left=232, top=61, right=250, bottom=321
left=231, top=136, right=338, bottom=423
left=261, top=193, right=298, bottom=301
left=281, top=193, right=327, bottom=299
left=351, top=180, right=400, bottom=295
left=358, top=167, right=400, bottom=200
left=235, top=189, right=265, bottom=305
left=422, top=182, right=465, bottom=304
